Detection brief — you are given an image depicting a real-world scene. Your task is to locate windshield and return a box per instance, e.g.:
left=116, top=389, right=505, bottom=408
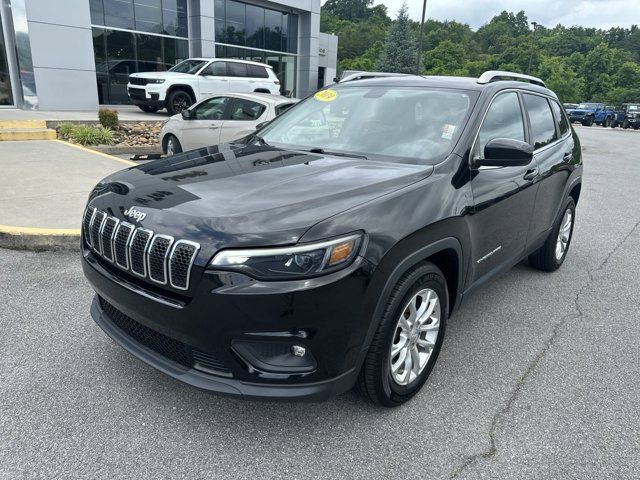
left=577, top=103, right=600, bottom=109
left=169, top=59, right=207, bottom=74
left=258, top=86, right=476, bottom=163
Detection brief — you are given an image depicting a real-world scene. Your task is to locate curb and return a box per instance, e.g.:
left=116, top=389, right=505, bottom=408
left=0, top=225, right=80, bottom=252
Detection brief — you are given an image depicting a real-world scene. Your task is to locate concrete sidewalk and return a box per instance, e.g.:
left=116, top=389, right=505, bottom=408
left=0, top=140, right=136, bottom=249
left=0, top=105, right=170, bottom=122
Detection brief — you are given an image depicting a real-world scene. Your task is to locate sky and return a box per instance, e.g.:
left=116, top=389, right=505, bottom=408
left=369, top=0, right=640, bottom=30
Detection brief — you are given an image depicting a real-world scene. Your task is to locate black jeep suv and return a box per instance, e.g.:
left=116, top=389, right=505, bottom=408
left=81, top=71, right=582, bottom=407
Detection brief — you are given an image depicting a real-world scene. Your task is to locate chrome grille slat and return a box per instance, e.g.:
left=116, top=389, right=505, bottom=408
left=101, top=217, right=119, bottom=262
left=84, top=208, right=199, bottom=291
left=147, top=234, right=174, bottom=285
left=129, top=228, right=153, bottom=277
left=114, top=222, right=135, bottom=270
left=83, top=207, right=96, bottom=247
left=169, top=240, right=200, bottom=291
left=90, top=211, right=107, bottom=254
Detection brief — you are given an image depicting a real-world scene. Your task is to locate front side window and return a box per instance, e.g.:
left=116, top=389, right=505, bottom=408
left=259, top=86, right=475, bottom=163
left=474, top=92, right=525, bottom=160
left=194, top=96, right=229, bottom=120
left=229, top=98, right=266, bottom=120
left=550, top=100, right=570, bottom=137
left=169, top=59, right=207, bottom=74
left=523, top=94, right=558, bottom=149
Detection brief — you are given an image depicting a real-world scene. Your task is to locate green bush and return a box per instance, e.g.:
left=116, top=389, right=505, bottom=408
left=57, top=123, right=76, bottom=137
left=70, top=125, right=114, bottom=145
left=98, top=108, right=119, bottom=130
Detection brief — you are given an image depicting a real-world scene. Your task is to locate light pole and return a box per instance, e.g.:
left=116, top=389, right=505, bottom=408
left=528, top=21, right=539, bottom=75
left=417, top=0, right=427, bottom=74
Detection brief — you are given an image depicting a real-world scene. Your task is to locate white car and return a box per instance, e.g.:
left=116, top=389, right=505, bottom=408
left=160, top=92, right=299, bottom=154
left=128, top=58, right=281, bottom=115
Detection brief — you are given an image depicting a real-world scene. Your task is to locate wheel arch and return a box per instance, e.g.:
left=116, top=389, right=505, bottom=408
left=253, top=88, right=271, bottom=94
left=166, top=84, right=196, bottom=102
left=569, top=182, right=582, bottom=205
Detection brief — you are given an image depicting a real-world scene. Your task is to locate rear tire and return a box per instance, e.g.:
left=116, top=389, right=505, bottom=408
left=166, top=90, right=193, bottom=115
left=163, top=134, right=182, bottom=155
left=138, top=105, right=159, bottom=113
left=529, top=197, right=576, bottom=272
left=356, top=262, right=448, bottom=407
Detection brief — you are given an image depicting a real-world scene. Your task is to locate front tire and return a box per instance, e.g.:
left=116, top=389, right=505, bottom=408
left=582, top=116, right=594, bottom=127
left=166, top=90, right=193, bottom=115
left=356, top=262, right=448, bottom=407
left=163, top=134, right=182, bottom=155
left=529, top=197, right=576, bottom=272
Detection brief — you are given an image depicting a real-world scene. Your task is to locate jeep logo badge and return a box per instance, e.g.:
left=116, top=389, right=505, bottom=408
left=124, top=207, right=146, bottom=222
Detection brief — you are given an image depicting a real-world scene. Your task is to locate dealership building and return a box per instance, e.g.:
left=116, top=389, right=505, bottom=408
left=0, top=0, right=337, bottom=110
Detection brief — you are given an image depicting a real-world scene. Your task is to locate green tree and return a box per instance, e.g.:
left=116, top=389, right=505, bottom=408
left=422, top=40, right=467, bottom=75
left=323, top=0, right=373, bottom=22
left=614, top=61, right=640, bottom=89
left=376, top=2, right=418, bottom=73
left=537, top=56, right=585, bottom=103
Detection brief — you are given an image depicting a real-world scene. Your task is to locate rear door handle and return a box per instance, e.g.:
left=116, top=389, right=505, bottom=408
left=523, top=168, right=539, bottom=181
left=209, top=124, right=219, bottom=129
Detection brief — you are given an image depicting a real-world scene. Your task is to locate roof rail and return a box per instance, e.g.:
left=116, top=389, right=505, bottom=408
left=477, top=70, right=546, bottom=87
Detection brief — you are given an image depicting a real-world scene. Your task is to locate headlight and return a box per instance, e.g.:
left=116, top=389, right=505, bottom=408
left=147, top=79, right=165, bottom=84
left=210, top=233, right=364, bottom=280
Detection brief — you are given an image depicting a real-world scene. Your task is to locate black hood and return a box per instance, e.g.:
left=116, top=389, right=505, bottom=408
left=89, top=144, right=433, bottom=252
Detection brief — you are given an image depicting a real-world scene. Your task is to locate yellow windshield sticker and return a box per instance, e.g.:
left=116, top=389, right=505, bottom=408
left=315, top=89, right=337, bottom=102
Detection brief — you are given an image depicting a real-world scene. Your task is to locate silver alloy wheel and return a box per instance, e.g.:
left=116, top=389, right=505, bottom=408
left=389, top=288, right=441, bottom=386
left=555, top=208, right=573, bottom=261
left=166, top=137, right=175, bottom=155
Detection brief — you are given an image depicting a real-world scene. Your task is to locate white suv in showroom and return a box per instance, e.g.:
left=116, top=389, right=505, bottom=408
left=127, top=58, right=282, bottom=115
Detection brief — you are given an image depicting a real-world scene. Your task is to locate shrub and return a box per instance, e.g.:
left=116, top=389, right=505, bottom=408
left=98, top=108, right=119, bottom=130
left=57, top=123, right=76, bottom=138
left=69, top=124, right=114, bottom=145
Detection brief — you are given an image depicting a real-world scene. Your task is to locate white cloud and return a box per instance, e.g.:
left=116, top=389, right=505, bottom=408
left=372, top=0, right=640, bottom=29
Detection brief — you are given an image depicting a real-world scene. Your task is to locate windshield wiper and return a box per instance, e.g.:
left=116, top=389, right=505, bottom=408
left=306, top=147, right=368, bottom=160
left=248, top=133, right=270, bottom=147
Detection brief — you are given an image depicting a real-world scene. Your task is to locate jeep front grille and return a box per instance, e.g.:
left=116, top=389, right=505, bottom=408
left=83, top=207, right=200, bottom=290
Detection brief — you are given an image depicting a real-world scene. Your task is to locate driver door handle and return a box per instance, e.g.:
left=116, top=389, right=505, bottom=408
left=523, top=167, right=539, bottom=181
left=563, top=152, right=573, bottom=161
left=209, top=124, right=219, bottom=129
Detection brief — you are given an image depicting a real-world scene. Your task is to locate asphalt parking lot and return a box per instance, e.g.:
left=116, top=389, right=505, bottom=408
left=2, top=125, right=639, bottom=479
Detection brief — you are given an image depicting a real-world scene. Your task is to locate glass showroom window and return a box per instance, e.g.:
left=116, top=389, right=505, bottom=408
left=90, top=0, right=187, bottom=37
left=214, top=0, right=298, bottom=54
left=93, top=27, right=188, bottom=104
left=0, top=11, right=14, bottom=106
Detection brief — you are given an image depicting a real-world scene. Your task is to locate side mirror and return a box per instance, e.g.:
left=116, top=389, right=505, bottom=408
left=181, top=109, right=194, bottom=120
left=255, top=120, right=271, bottom=130
left=333, top=77, right=340, bottom=83
left=475, top=138, right=533, bottom=167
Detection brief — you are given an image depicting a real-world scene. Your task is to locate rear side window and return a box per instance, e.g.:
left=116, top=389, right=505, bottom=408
left=248, top=65, right=269, bottom=78
left=275, top=102, right=295, bottom=116
left=229, top=98, right=266, bottom=120
left=475, top=92, right=525, bottom=160
left=227, top=62, right=248, bottom=77
left=550, top=100, right=570, bottom=137
left=523, top=94, right=558, bottom=149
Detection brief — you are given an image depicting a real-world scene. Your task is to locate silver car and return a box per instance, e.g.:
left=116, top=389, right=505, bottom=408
left=160, top=92, right=299, bottom=154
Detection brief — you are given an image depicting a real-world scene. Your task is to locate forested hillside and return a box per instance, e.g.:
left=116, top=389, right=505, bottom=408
left=321, top=0, right=640, bottom=103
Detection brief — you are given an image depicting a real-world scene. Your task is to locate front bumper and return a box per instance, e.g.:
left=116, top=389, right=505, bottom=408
left=83, top=251, right=375, bottom=401
left=127, top=85, right=166, bottom=108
